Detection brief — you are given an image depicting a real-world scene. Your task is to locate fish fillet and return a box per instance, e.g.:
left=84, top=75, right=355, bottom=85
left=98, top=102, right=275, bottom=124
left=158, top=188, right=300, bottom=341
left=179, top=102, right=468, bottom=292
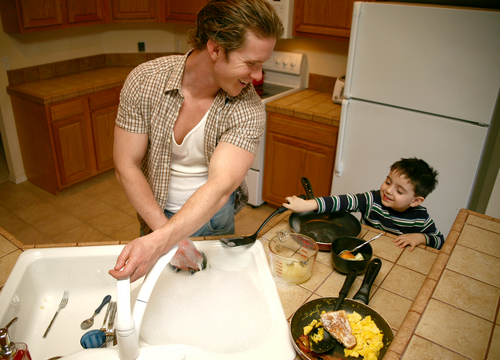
left=320, top=310, right=357, bottom=349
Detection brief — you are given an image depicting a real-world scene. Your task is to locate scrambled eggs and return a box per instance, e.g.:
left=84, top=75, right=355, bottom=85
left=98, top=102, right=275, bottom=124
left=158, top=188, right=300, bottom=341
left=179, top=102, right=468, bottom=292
left=303, top=319, right=320, bottom=336
left=344, top=312, right=384, bottom=360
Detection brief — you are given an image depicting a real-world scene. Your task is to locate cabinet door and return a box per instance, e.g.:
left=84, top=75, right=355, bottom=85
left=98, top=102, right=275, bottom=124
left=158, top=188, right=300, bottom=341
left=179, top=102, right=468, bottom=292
left=111, top=0, right=157, bottom=21
left=165, top=0, right=207, bottom=24
left=67, top=0, right=103, bottom=24
left=263, top=113, right=337, bottom=207
left=89, top=87, right=120, bottom=171
left=294, top=0, right=374, bottom=40
left=91, top=106, right=117, bottom=171
left=52, top=116, right=94, bottom=186
left=18, top=0, right=63, bottom=30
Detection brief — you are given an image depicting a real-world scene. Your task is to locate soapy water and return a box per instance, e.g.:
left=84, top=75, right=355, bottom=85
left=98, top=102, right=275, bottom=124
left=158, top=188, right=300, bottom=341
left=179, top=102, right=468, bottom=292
left=136, top=249, right=273, bottom=353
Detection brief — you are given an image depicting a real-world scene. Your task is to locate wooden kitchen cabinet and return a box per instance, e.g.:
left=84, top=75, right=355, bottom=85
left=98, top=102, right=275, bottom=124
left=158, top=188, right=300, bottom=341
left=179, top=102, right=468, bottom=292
left=11, top=87, right=120, bottom=195
left=1, top=0, right=208, bottom=32
left=0, top=0, right=106, bottom=33
left=67, top=0, right=104, bottom=24
left=110, top=0, right=159, bottom=22
left=50, top=98, right=94, bottom=186
left=164, top=0, right=208, bottom=24
left=263, top=112, right=338, bottom=207
left=293, top=0, right=375, bottom=40
left=89, top=89, right=119, bottom=171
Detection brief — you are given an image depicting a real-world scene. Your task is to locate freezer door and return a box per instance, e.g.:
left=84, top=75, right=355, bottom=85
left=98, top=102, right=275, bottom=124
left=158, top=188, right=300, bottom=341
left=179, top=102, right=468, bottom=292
left=332, top=99, right=488, bottom=237
left=345, top=2, right=500, bottom=125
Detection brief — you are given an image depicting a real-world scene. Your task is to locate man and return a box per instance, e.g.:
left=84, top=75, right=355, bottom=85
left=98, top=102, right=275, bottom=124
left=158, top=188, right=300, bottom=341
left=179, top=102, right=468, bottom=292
left=109, top=0, right=283, bottom=282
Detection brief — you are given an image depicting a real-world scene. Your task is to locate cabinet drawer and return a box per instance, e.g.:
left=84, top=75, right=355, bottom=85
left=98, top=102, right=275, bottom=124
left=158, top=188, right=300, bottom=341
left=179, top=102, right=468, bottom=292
left=50, top=99, right=86, bottom=122
left=89, top=88, right=120, bottom=111
left=267, top=113, right=338, bottom=146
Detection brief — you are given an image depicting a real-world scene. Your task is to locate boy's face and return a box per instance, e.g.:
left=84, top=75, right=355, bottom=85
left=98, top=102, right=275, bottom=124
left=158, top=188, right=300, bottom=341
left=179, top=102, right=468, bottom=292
left=379, top=170, right=424, bottom=212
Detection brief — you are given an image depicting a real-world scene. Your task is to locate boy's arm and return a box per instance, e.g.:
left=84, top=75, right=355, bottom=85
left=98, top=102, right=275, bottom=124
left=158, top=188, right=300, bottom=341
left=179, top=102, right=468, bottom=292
left=283, top=196, right=318, bottom=212
left=284, top=191, right=370, bottom=214
left=393, top=217, right=445, bottom=251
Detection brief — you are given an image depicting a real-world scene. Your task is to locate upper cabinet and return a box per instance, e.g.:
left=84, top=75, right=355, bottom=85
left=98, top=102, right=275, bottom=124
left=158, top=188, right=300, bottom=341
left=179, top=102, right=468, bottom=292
left=17, top=0, right=63, bottom=30
left=67, top=0, right=104, bottom=24
left=111, top=0, right=159, bottom=22
left=0, top=0, right=207, bottom=33
left=164, top=0, right=207, bottom=24
left=0, top=0, right=106, bottom=34
left=293, top=0, right=375, bottom=40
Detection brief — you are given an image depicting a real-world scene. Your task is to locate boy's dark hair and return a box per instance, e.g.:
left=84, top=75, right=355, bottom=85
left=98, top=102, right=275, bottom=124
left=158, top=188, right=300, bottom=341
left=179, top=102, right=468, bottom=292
left=390, top=158, right=438, bottom=198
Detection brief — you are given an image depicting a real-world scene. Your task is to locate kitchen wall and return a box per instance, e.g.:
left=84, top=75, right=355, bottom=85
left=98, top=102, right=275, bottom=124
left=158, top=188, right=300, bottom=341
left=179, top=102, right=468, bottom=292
left=0, top=19, right=349, bottom=186
left=1, top=19, right=498, bottom=218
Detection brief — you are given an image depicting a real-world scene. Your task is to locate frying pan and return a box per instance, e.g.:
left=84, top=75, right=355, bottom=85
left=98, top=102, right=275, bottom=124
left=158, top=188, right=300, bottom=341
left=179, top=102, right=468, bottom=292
left=290, top=298, right=393, bottom=360
left=291, top=258, right=393, bottom=360
left=289, top=178, right=361, bottom=251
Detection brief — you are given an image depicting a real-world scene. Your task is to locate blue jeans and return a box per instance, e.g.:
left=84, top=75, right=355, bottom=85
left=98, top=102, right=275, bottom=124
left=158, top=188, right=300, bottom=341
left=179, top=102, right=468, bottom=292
left=163, top=192, right=235, bottom=237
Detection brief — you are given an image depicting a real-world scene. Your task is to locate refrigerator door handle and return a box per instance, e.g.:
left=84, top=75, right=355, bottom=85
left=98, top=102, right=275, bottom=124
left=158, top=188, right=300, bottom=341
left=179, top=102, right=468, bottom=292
left=334, top=99, right=349, bottom=177
left=344, top=2, right=362, bottom=98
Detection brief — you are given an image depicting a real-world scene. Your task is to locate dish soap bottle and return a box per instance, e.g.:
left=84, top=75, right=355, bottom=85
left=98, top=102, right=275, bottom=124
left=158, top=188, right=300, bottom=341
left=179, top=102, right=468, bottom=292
left=0, top=317, right=32, bottom=360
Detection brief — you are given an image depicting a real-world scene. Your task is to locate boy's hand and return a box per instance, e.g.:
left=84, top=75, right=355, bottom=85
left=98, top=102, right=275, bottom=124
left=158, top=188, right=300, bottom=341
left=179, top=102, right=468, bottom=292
left=283, top=195, right=318, bottom=213
left=393, top=233, right=426, bottom=252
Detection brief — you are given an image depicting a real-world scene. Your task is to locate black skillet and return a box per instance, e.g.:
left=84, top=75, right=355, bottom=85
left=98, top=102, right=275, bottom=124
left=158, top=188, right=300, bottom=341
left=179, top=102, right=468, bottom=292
left=288, top=177, right=362, bottom=251
left=290, top=258, right=393, bottom=360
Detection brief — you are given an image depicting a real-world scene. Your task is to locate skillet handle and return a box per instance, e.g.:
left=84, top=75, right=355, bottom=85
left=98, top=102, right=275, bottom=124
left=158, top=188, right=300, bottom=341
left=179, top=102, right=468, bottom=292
left=353, top=258, right=382, bottom=305
left=334, top=269, right=357, bottom=311
left=301, top=177, right=315, bottom=199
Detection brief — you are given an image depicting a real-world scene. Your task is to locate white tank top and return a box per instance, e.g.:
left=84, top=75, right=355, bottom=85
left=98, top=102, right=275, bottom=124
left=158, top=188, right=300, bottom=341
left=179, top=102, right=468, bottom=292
left=165, top=112, right=209, bottom=212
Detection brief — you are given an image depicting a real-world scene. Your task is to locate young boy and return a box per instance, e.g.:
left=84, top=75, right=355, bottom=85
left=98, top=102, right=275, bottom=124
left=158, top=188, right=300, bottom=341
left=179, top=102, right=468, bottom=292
left=283, top=158, right=445, bottom=251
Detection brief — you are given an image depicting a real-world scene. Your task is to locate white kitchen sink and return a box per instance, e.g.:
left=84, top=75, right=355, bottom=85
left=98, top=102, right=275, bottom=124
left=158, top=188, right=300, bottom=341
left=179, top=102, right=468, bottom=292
left=0, top=241, right=295, bottom=360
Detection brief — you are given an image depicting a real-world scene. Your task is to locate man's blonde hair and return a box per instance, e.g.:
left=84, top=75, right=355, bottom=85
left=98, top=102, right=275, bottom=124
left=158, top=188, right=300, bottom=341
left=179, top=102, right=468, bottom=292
left=187, top=0, right=283, bottom=56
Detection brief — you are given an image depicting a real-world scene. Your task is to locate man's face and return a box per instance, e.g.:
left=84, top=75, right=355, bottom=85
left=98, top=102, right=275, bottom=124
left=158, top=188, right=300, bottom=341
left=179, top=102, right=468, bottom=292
left=213, top=31, right=276, bottom=97
left=379, top=170, right=423, bottom=212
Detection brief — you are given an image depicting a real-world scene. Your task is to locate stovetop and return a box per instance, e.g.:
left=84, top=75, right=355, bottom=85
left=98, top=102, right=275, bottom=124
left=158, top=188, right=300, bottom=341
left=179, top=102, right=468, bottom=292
left=255, top=82, right=296, bottom=100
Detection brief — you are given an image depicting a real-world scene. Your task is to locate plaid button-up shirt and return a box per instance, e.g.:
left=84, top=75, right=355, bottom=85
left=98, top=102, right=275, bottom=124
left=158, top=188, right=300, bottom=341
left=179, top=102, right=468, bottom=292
left=116, top=51, right=266, bottom=234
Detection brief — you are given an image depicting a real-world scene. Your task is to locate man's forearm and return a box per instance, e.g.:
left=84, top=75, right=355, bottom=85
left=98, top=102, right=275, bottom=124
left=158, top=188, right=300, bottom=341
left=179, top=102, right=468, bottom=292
left=115, top=166, right=168, bottom=231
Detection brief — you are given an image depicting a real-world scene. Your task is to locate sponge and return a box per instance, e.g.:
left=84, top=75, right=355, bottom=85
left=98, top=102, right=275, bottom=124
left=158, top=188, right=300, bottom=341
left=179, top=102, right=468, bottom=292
left=170, top=251, right=207, bottom=274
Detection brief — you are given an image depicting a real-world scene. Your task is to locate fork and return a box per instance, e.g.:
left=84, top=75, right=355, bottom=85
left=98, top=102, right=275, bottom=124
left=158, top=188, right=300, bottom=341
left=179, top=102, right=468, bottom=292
left=42, top=291, right=69, bottom=338
left=105, top=301, right=117, bottom=347
left=99, top=301, right=112, bottom=333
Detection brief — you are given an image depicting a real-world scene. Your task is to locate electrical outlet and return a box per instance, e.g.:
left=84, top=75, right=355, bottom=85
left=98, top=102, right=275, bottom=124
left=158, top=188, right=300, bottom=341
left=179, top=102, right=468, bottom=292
left=175, top=41, right=182, bottom=53
left=1, top=57, right=10, bottom=71
left=138, top=42, right=145, bottom=52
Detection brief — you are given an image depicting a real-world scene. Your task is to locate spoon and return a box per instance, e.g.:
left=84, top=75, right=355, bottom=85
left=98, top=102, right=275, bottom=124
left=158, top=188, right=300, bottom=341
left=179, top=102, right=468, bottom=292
left=80, top=295, right=111, bottom=330
left=338, top=233, right=383, bottom=258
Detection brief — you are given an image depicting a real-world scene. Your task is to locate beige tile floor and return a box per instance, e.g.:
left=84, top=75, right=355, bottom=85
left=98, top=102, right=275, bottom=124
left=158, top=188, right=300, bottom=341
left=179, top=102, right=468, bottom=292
left=0, top=158, right=276, bottom=248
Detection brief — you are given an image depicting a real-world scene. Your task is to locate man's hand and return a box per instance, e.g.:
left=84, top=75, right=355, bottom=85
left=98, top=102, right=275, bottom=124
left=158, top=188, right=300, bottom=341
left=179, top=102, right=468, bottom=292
left=109, top=233, right=166, bottom=282
left=109, top=236, right=204, bottom=282
left=393, top=233, right=426, bottom=252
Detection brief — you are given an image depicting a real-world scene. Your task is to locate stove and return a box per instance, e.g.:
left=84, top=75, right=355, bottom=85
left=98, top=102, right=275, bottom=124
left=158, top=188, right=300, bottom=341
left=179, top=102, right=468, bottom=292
left=246, top=51, right=308, bottom=206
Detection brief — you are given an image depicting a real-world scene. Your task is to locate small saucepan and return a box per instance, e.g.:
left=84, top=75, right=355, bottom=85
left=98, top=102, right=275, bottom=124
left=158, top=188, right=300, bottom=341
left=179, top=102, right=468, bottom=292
left=331, top=236, right=373, bottom=274
left=288, top=178, right=361, bottom=251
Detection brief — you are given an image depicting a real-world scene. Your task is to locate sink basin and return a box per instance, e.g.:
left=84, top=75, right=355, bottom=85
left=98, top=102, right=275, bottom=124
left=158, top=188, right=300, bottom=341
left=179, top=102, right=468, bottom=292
left=0, top=241, right=295, bottom=360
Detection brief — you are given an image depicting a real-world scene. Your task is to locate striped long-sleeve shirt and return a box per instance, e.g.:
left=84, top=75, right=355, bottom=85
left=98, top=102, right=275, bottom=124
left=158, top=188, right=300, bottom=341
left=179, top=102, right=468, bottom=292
left=314, top=190, right=445, bottom=250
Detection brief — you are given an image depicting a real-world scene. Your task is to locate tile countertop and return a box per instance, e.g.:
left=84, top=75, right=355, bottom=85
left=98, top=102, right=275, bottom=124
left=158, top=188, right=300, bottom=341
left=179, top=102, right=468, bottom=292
left=265, top=89, right=342, bottom=127
left=1, top=209, right=499, bottom=360
left=6, top=67, right=134, bottom=105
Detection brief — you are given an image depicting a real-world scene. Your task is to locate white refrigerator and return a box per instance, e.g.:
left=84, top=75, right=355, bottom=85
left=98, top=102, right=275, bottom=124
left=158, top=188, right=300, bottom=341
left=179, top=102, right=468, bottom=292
left=332, top=2, right=500, bottom=237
